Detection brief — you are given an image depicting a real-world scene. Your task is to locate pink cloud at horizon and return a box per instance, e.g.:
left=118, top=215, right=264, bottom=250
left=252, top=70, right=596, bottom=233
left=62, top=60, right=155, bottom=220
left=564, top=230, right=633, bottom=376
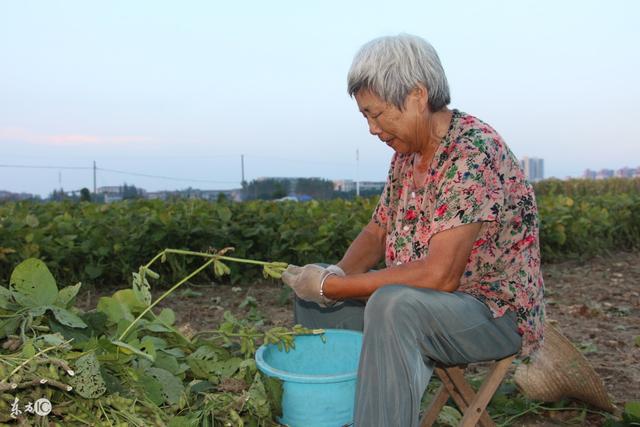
left=0, top=127, right=153, bottom=146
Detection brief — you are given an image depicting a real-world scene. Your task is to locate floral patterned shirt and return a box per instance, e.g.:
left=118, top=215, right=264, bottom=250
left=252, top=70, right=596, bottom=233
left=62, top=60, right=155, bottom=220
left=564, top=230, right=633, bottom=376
left=372, top=109, right=545, bottom=358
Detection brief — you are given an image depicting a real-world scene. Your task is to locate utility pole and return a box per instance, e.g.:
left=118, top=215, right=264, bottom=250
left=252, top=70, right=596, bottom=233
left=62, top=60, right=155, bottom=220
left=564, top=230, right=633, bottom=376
left=93, top=161, right=97, bottom=195
left=356, top=149, right=360, bottom=197
left=241, top=154, right=245, bottom=185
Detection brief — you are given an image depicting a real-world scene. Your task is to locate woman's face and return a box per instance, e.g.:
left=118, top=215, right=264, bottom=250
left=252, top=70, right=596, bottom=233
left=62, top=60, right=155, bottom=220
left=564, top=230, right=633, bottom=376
left=354, top=88, right=426, bottom=154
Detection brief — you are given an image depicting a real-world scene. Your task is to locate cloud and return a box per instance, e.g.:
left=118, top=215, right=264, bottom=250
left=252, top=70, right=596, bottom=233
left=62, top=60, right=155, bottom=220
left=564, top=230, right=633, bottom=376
left=0, top=127, right=152, bottom=145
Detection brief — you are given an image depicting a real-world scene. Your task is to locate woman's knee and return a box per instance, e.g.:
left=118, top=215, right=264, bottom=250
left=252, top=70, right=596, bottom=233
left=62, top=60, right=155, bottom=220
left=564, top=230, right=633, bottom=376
left=365, top=285, right=422, bottom=324
left=364, top=286, right=464, bottom=324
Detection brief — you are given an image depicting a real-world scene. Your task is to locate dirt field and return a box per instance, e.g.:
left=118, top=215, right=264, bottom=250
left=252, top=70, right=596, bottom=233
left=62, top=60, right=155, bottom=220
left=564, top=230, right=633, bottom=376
left=80, top=251, right=640, bottom=426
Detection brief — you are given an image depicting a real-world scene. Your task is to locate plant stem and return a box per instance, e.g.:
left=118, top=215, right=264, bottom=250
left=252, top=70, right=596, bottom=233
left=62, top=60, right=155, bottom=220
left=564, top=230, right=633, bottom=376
left=2, top=340, right=73, bottom=382
left=143, top=251, right=168, bottom=269
left=197, top=330, right=296, bottom=337
left=497, top=403, right=542, bottom=427
left=497, top=403, right=610, bottom=427
left=145, top=248, right=283, bottom=268
left=192, top=330, right=263, bottom=339
left=118, top=258, right=215, bottom=341
left=66, top=412, right=92, bottom=425
left=217, top=255, right=279, bottom=266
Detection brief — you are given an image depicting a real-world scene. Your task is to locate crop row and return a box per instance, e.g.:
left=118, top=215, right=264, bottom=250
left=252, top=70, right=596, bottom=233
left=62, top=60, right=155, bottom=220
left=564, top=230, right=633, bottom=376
left=1, top=192, right=639, bottom=287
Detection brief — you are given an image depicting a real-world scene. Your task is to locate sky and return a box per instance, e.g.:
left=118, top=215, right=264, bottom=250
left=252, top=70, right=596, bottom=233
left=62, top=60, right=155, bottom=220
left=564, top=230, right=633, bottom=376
left=1, top=0, right=639, bottom=196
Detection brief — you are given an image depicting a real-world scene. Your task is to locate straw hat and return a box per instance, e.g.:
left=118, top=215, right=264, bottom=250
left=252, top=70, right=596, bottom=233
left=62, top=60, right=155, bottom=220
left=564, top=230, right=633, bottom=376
left=514, top=321, right=616, bottom=412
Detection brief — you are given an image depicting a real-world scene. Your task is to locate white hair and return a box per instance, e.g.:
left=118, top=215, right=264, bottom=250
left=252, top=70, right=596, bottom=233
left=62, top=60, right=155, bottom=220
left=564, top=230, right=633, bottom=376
left=347, top=34, right=451, bottom=111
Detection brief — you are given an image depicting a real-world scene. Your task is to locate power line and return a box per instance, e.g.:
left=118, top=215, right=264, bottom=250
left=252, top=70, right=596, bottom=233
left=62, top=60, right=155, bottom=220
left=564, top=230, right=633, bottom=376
left=1, top=156, right=386, bottom=189
left=245, top=154, right=353, bottom=167
left=0, top=163, right=240, bottom=184
left=244, top=154, right=384, bottom=167
left=97, top=167, right=240, bottom=184
left=0, top=164, right=91, bottom=170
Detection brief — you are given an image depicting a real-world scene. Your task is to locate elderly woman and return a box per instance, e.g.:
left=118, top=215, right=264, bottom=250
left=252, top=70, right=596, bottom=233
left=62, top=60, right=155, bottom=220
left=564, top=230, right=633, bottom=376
left=282, top=34, right=544, bottom=426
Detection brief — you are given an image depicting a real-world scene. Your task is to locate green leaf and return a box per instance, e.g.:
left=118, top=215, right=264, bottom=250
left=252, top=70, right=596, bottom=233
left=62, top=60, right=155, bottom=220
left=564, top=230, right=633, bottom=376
left=247, top=373, right=270, bottom=419
left=0, top=317, right=20, bottom=339
left=21, top=340, right=36, bottom=358
left=100, top=368, right=125, bottom=395
left=210, top=357, right=243, bottom=378
left=217, top=206, right=232, bottom=222
left=146, top=367, right=185, bottom=405
left=82, top=311, right=108, bottom=336
left=48, top=318, right=92, bottom=345
left=138, top=373, right=164, bottom=405
left=155, top=352, right=180, bottom=375
left=187, top=357, right=212, bottom=379
left=25, top=214, right=39, bottom=228
left=48, top=306, right=87, bottom=328
left=97, top=296, right=134, bottom=324
left=168, top=417, right=192, bottom=427
left=189, top=380, right=215, bottom=395
left=113, top=289, right=147, bottom=312
left=157, top=308, right=176, bottom=326
left=161, top=347, right=186, bottom=358
left=634, top=336, right=640, bottom=347
left=261, top=373, right=283, bottom=418
left=0, top=286, right=13, bottom=309
left=55, top=282, right=81, bottom=307
left=143, top=335, right=167, bottom=350
left=132, top=271, right=152, bottom=306
left=35, top=333, right=67, bottom=347
left=144, top=322, right=173, bottom=333
left=84, top=264, right=103, bottom=279
left=10, top=258, right=58, bottom=308
left=28, top=306, right=47, bottom=316
left=70, top=353, right=107, bottom=398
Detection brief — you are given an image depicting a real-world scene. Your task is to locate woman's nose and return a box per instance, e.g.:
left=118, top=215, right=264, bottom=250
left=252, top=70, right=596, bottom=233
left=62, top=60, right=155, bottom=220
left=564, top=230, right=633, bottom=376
left=368, top=119, right=382, bottom=136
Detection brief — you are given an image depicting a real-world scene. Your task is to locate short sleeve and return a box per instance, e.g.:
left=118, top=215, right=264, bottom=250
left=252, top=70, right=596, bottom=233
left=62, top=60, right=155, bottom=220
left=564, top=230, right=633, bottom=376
left=429, top=137, right=504, bottom=236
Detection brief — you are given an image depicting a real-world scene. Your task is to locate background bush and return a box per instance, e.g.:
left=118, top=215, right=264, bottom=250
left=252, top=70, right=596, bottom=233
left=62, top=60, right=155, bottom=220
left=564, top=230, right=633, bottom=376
left=1, top=179, right=639, bottom=287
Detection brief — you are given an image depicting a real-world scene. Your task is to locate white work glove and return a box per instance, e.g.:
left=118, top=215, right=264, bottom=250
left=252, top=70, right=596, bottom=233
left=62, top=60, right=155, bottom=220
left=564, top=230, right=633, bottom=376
left=281, top=264, right=339, bottom=307
left=326, top=264, right=346, bottom=277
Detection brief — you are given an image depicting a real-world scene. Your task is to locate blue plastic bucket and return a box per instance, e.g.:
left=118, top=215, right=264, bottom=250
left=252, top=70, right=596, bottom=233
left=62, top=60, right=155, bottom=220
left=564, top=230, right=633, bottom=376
left=255, top=329, right=363, bottom=427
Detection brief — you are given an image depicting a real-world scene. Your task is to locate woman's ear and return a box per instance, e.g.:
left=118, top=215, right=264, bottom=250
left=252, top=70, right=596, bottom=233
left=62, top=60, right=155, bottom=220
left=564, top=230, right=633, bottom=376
left=409, top=84, right=429, bottom=112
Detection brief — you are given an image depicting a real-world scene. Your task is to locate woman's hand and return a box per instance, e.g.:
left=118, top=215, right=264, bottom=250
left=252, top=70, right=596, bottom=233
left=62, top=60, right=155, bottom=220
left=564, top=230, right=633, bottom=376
left=281, top=264, right=337, bottom=306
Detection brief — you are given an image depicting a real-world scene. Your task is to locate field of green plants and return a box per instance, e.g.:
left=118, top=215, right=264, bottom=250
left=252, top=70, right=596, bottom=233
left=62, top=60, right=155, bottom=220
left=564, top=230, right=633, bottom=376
left=0, top=178, right=639, bottom=426
left=1, top=179, right=639, bottom=287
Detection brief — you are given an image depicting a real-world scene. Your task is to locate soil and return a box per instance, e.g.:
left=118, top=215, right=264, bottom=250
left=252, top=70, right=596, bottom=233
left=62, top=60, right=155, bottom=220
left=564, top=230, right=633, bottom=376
left=78, top=251, right=640, bottom=426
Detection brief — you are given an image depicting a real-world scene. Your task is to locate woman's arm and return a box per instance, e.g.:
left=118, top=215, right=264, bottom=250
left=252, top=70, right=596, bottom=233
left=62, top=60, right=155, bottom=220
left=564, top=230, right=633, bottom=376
left=335, top=219, right=386, bottom=274
left=324, top=222, right=482, bottom=299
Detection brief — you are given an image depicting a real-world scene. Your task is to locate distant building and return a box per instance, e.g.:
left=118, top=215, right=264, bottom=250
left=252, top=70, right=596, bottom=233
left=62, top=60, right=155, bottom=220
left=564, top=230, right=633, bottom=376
left=96, top=185, right=146, bottom=203
left=595, top=169, right=614, bottom=180
left=614, top=167, right=636, bottom=178
left=0, top=191, right=36, bottom=201
left=519, top=157, right=544, bottom=182
left=333, top=179, right=356, bottom=192
left=332, top=179, right=385, bottom=193
left=97, top=186, right=124, bottom=203
left=146, top=189, right=242, bottom=201
left=96, top=186, right=122, bottom=194
left=358, top=181, right=386, bottom=192
left=583, top=167, right=640, bottom=179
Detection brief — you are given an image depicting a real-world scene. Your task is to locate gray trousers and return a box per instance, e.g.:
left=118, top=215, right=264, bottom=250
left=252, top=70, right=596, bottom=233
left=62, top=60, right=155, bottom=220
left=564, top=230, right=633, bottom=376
left=294, top=285, right=522, bottom=427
